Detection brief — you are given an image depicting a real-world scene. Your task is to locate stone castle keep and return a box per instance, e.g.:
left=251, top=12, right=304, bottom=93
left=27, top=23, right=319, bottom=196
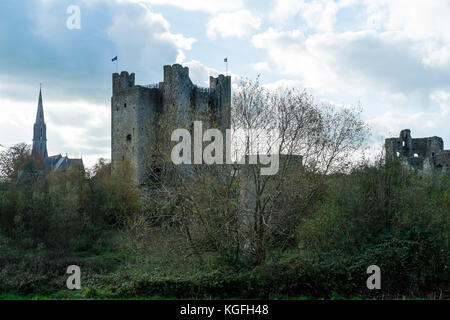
left=111, top=64, right=231, bottom=184
left=385, top=129, right=450, bottom=172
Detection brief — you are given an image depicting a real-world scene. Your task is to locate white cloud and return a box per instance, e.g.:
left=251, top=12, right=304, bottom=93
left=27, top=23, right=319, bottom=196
left=253, top=7, right=450, bottom=146
left=269, top=0, right=450, bottom=66
left=297, top=0, right=339, bottom=32
left=253, top=28, right=334, bottom=89
left=253, top=61, right=271, bottom=72
left=206, top=10, right=261, bottom=39
left=364, top=0, right=450, bottom=41
left=107, top=4, right=196, bottom=73
left=262, top=79, right=303, bottom=91
left=252, top=28, right=450, bottom=97
left=183, top=60, right=219, bottom=87
left=271, top=0, right=357, bottom=32
left=116, top=0, right=244, bottom=14
left=368, top=102, right=449, bottom=144
left=270, top=0, right=303, bottom=21
left=0, top=97, right=110, bottom=167
left=430, top=90, right=450, bottom=116
left=364, top=0, right=450, bottom=66
left=182, top=60, right=242, bottom=89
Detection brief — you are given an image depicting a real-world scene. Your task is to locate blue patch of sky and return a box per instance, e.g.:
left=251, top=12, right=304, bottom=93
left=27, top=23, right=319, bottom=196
left=334, top=3, right=369, bottom=33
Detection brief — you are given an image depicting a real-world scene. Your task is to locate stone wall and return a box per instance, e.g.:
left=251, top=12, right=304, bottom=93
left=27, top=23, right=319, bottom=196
left=111, top=72, right=139, bottom=179
left=111, top=64, right=232, bottom=185
left=385, top=129, right=450, bottom=173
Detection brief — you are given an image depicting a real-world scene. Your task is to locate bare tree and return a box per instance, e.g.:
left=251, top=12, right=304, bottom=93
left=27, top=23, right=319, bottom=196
left=233, top=80, right=370, bottom=264
left=136, top=79, right=369, bottom=266
left=141, top=103, right=242, bottom=263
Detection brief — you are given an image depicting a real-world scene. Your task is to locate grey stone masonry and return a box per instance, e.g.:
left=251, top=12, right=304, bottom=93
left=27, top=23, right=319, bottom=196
left=385, top=129, right=450, bottom=172
left=111, top=64, right=231, bottom=184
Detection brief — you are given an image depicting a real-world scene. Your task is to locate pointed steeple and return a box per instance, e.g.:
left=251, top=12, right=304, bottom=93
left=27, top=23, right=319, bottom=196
left=36, top=84, right=45, bottom=122
left=32, top=85, right=48, bottom=158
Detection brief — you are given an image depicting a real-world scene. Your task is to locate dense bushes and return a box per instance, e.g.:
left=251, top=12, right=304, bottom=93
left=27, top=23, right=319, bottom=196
left=298, top=160, right=449, bottom=297
left=0, top=154, right=138, bottom=252
left=0, top=143, right=448, bottom=299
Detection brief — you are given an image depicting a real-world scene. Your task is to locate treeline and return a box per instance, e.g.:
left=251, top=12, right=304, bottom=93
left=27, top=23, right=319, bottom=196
left=0, top=145, right=447, bottom=298
left=0, top=145, right=138, bottom=252
left=0, top=82, right=448, bottom=298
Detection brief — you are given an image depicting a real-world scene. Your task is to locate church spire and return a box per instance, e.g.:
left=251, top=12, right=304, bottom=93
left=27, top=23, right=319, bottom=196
left=32, top=85, right=48, bottom=158
left=36, top=84, right=44, bottom=122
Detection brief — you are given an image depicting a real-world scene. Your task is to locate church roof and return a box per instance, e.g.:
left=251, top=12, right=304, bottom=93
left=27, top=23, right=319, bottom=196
left=43, top=154, right=84, bottom=172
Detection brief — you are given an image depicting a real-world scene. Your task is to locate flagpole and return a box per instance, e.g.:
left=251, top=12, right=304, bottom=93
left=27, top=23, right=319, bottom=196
left=112, top=56, right=118, bottom=73
left=225, top=57, right=228, bottom=76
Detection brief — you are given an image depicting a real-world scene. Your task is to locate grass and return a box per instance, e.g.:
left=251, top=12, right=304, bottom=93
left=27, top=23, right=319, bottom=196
left=0, top=237, right=447, bottom=300
left=0, top=292, right=317, bottom=300
left=0, top=293, right=179, bottom=300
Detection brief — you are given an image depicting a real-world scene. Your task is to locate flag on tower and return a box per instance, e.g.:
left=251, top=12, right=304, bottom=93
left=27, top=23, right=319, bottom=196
left=112, top=56, right=118, bottom=73
left=224, top=57, right=229, bottom=75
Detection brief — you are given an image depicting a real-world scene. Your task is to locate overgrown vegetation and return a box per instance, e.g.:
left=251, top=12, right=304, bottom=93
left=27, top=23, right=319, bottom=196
left=0, top=82, right=448, bottom=300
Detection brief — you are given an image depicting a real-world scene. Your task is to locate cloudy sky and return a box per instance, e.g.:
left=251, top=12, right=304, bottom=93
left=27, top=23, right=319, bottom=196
left=0, top=0, right=449, bottom=167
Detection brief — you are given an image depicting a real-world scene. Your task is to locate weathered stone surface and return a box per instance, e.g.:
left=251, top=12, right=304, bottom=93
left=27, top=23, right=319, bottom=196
left=111, top=64, right=231, bottom=184
left=385, top=129, right=450, bottom=173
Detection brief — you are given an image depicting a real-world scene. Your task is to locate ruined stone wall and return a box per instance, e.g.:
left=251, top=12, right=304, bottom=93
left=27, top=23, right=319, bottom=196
left=385, top=129, right=449, bottom=172
left=111, top=64, right=232, bottom=185
left=434, top=150, right=450, bottom=169
left=136, top=87, right=161, bottom=183
left=192, top=88, right=210, bottom=120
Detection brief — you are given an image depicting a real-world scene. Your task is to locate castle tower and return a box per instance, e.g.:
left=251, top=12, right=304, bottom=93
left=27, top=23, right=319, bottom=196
left=32, top=86, right=48, bottom=158
left=111, top=64, right=232, bottom=185
left=209, top=74, right=231, bottom=131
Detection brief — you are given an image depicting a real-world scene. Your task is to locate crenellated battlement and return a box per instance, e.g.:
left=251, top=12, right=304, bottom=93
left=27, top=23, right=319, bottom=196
left=111, top=64, right=231, bottom=184
left=163, top=64, right=190, bottom=84
left=112, top=71, right=135, bottom=95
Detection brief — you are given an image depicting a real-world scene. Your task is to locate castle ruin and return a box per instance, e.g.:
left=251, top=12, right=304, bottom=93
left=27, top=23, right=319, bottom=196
left=385, top=129, right=450, bottom=172
left=111, top=64, right=231, bottom=184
